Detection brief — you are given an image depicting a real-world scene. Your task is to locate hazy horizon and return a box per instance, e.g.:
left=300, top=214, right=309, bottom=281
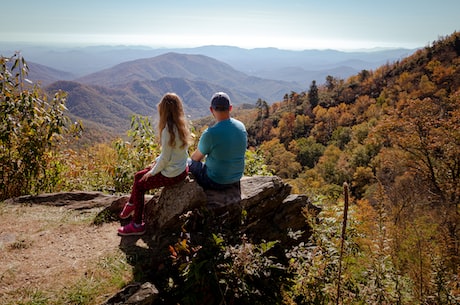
left=0, top=40, right=419, bottom=53
left=0, top=1, right=458, bottom=52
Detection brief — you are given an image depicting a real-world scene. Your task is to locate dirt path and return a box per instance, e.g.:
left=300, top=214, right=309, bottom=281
left=0, top=193, right=132, bottom=304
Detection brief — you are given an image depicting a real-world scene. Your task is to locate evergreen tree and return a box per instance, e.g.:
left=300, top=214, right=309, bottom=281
left=308, top=80, right=319, bottom=109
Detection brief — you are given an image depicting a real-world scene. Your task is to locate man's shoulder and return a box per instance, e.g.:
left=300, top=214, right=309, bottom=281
left=231, top=118, right=247, bottom=133
left=230, top=118, right=246, bottom=127
left=207, top=118, right=245, bottom=133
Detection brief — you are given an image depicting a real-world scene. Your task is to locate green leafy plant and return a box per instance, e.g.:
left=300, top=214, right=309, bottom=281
left=245, top=149, right=273, bottom=176
left=113, top=115, right=160, bottom=192
left=215, top=235, right=285, bottom=304
left=165, top=210, right=287, bottom=305
left=0, top=53, right=75, bottom=200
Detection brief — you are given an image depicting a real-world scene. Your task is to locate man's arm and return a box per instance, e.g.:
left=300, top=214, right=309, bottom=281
left=191, top=149, right=205, bottom=162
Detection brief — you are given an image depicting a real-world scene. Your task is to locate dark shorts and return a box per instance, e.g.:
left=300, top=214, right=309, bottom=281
left=189, top=159, right=240, bottom=190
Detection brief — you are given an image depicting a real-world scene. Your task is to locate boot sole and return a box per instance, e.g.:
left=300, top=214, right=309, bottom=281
left=117, top=230, right=145, bottom=236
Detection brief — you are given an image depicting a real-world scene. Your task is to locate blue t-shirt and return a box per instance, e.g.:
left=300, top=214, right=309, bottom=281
left=198, top=118, right=247, bottom=184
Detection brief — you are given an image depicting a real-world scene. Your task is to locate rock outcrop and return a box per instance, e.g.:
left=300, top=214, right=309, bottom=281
left=102, top=175, right=319, bottom=304
left=108, top=175, right=319, bottom=247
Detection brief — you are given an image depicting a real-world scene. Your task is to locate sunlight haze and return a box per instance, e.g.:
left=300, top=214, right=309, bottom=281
left=1, top=0, right=458, bottom=50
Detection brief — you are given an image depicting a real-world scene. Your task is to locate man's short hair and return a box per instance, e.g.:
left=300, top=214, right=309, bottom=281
left=211, top=92, right=231, bottom=111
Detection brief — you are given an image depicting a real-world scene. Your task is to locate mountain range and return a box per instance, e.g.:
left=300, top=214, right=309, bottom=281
left=0, top=44, right=416, bottom=136
left=2, top=43, right=415, bottom=81
left=41, top=52, right=304, bottom=133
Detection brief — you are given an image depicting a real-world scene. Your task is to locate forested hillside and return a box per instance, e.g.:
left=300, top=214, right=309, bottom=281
left=238, top=32, right=459, bottom=303
left=245, top=32, right=460, bottom=199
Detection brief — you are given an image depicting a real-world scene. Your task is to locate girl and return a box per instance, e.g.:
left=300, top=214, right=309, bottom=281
left=118, top=93, right=191, bottom=236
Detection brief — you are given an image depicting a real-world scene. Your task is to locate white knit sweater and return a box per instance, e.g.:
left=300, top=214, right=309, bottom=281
left=147, top=126, right=188, bottom=177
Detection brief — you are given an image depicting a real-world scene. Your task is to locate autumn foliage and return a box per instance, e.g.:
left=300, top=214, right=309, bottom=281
left=243, top=32, right=460, bottom=303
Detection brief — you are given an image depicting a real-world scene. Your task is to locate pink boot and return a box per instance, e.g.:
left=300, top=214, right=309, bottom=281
left=117, top=221, right=145, bottom=236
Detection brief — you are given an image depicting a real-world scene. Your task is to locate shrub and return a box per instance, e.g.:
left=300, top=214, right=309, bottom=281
left=0, top=53, right=76, bottom=200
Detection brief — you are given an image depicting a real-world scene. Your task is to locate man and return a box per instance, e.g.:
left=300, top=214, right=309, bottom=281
left=189, top=92, right=247, bottom=190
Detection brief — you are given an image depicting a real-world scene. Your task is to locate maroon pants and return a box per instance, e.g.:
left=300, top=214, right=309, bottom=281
left=128, top=167, right=188, bottom=224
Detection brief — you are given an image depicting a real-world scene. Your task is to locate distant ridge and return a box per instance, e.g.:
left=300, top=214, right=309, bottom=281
left=1, top=43, right=416, bottom=81
left=75, top=52, right=248, bottom=87
left=2, top=44, right=412, bottom=138
left=43, top=52, right=301, bottom=133
left=74, top=52, right=302, bottom=108
left=26, top=62, right=75, bottom=86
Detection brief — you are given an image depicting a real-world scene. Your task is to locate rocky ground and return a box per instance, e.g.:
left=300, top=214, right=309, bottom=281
left=0, top=192, right=132, bottom=304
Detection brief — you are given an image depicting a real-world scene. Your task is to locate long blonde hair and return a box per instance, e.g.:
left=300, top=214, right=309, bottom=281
left=157, top=93, right=191, bottom=148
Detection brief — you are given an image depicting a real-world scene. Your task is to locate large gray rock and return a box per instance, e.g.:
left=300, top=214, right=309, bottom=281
left=144, top=175, right=207, bottom=231
left=4, top=191, right=118, bottom=209
left=102, top=282, right=159, bottom=305
left=138, top=175, right=318, bottom=246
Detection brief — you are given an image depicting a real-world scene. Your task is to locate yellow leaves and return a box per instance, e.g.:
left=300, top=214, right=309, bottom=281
left=417, top=74, right=436, bottom=97
left=397, top=71, right=416, bottom=92
left=260, top=138, right=301, bottom=179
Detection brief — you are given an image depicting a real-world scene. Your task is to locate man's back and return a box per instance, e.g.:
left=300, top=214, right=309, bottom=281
left=198, top=117, right=247, bottom=184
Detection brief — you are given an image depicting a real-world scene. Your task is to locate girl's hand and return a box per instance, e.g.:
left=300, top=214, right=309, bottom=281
left=146, top=161, right=156, bottom=171
left=140, top=173, right=150, bottom=182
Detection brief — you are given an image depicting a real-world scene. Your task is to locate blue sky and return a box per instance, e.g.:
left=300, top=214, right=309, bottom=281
left=1, top=0, right=458, bottom=50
